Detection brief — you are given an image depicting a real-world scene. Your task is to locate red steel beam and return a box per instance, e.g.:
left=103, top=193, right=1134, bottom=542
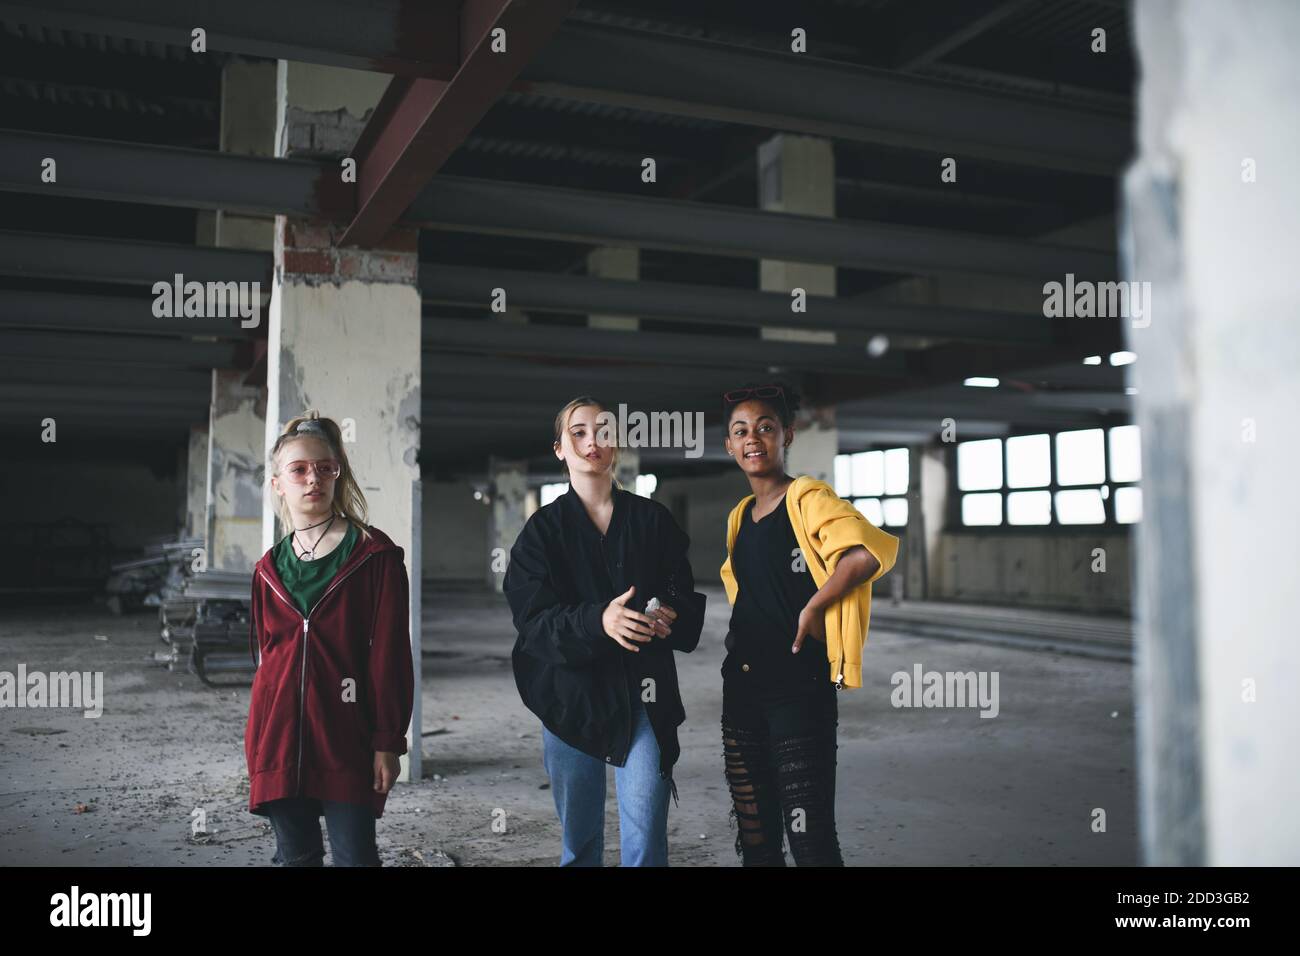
left=339, top=0, right=577, bottom=248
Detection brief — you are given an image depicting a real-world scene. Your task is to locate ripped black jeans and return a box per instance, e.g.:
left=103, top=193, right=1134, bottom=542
left=721, top=670, right=843, bottom=867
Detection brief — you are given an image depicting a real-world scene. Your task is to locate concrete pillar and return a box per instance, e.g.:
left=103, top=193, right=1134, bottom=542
left=1126, top=0, right=1300, bottom=865
left=758, top=134, right=836, bottom=345
left=207, top=370, right=265, bottom=571
left=266, top=61, right=423, bottom=781
left=175, top=444, right=188, bottom=537
left=587, top=246, right=639, bottom=331
left=487, top=457, right=528, bottom=592
left=615, top=447, right=641, bottom=492
left=198, top=61, right=272, bottom=568
left=909, top=441, right=950, bottom=601
left=213, top=60, right=278, bottom=251
left=757, top=133, right=839, bottom=486
left=185, top=424, right=208, bottom=541
left=786, top=404, right=837, bottom=485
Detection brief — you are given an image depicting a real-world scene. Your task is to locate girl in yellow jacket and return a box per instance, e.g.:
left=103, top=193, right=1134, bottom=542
left=718, top=382, right=898, bottom=866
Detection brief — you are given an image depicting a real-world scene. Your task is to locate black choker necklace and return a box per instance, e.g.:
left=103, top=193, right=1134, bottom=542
left=294, top=514, right=338, bottom=561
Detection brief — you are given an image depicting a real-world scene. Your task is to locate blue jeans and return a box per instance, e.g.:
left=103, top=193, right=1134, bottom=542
left=541, top=699, right=672, bottom=866
left=264, top=797, right=381, bottom=867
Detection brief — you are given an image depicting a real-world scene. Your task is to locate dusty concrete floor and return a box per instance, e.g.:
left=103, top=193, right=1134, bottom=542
left=0, top=586, right=1138, bottom=866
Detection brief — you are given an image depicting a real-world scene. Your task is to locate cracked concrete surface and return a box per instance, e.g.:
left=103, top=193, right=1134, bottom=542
left=0, top=587, right=1137, bottom=866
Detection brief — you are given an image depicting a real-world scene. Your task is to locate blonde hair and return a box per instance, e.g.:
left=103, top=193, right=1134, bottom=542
left=553, top=395, right=622, bottom=489
left=269, top=410, right=371, bottom=541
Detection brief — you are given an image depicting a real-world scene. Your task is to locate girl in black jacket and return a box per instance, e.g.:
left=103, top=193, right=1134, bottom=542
left=503, top=396, right=706, bottom=866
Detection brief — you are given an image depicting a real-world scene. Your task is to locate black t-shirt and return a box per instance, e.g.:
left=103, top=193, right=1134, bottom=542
left=723, top=495, right=825, bottom=689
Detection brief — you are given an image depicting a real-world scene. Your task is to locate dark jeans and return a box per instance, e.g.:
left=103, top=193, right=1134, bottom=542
left=721, top=673, right=843, bottom=867
left=264, top=797, right=381, bottom=867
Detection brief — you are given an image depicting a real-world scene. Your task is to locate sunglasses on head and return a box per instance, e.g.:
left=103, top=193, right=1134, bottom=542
left=723, top=385, right=785, bottom=403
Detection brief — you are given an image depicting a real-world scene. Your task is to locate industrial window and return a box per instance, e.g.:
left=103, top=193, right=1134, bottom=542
left=955, top=426, right=1142, bottom=527
left=833, top=448, right=909, bottom=528
left=1108, top=426, right=1142, bottom=523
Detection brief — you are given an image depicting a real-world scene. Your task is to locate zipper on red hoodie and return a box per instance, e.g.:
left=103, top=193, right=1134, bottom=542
left=255, top=545, right=380, bottom=796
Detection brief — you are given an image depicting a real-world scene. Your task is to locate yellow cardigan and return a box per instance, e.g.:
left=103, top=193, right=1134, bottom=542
left=719, top=476, right=899, bottom=689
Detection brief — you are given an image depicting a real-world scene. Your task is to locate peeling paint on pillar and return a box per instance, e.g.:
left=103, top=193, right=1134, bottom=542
left=258, top=57, right=425, bottom=778
left=274, top=349, right=312, bottom=429
left=266, top=218, right=422, bottom=777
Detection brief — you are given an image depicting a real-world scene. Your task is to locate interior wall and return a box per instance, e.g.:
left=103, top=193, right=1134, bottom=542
left=933, top=532, right=1131, bottom=613
left=421, top=478, right=489, bottom=582
left=0, top=446, right=183, bottom=597
left=655, top=468, right=770, bottom=586
left=0, top=457, right=182, bottom=557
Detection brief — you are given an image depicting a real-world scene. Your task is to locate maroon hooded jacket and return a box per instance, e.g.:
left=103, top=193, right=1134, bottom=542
left=245, top=524, right=414, bottom=819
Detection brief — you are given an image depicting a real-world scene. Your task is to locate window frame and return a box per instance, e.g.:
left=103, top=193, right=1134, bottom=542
left=947, top=423, right=1140, bottom=533
left=834, top=446, right=912, bottom=529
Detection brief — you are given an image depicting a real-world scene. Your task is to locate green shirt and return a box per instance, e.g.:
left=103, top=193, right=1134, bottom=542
left=273, top=520, right=359, bottom=615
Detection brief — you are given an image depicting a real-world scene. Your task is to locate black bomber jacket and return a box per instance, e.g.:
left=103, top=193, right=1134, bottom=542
left=504, top=485, right=706, bottom=790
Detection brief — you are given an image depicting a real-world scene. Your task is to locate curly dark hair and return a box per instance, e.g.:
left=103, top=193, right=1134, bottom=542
left=721, top=380, right=802, bottom=429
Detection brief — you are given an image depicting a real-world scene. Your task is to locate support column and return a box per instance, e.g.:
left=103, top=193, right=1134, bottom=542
left=758, top=133, right=838, bottom=485
left=587, top=246, right=640, bottom=331
left=785, top=404, right=837, bottom=485
left=615, top=447, right=641, bottom=492
left=207, top=370, right=265, bottom=571
left=487, top=457, right=527, bottom=592
left=1127, top=0, right=1300, bottom=865
left=267, top=61, right=422, bottom=781
left=212, top=60, right=278, bottom=250
left=910, top=440, right=950, bottom=601
left=758, top=134, right=836, bottom=345
left=184, top=424, right=208, bottom=541
left=199, top=60, right=273, bottom=568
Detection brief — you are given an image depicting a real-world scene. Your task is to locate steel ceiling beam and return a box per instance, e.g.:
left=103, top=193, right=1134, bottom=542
left=0, top=230, right=270, bottom=287
left=0, top=256, right=1062, bottom=349
left=0, top=400, right=202, bottom=422
left=0, top=129, right=338, bottom=218
left=0, top=288, right=255, bottom=337
left=520, top=22, right=1132, bottom=175
left=0, top=133, right=1115, bottom=278
left=340, top=0, right=576, bottom=247
left=0, top=360, right=210, bottom=391
left=0, top=8, right=1129, bottom=172
left=0, top=382, right=210, bottom=406
left=420, top=263, right=1056, bottom=343
left=424, top=354, right=785, bottom=391
left=408, top=178, right=1116, bottom=280
left=0, top=330, right=239, bottom=368
left=838, top=398, right=1127, bottom=426
left=1022, top=390, right=1133, bottom=413
left=1000, top=361, right=1130, bottom=389
left=0, top=1, right=460, bottom=77
left=422, top=317, right=910, bottom=376
left=874, top=363, right=1129, bottom=402
left=839, top=421, right=1013, bottom=440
